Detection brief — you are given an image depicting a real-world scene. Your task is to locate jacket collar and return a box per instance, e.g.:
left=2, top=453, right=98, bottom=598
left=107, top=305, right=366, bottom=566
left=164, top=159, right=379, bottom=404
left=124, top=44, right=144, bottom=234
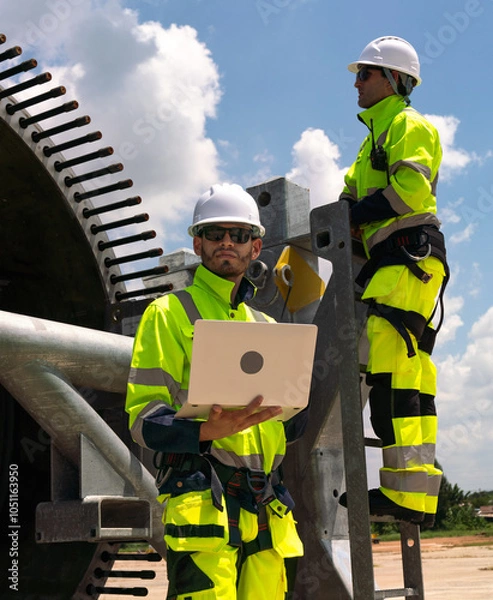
left=194, top=264, right=256, bottom=310
left=357, top=95, right=407, bottom=132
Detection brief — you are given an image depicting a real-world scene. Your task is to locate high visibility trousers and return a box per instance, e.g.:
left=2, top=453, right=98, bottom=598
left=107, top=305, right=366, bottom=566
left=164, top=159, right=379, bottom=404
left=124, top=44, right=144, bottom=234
left=363, top=257, right=445, bottom=516
left=165, top=545, right=287, bottom=600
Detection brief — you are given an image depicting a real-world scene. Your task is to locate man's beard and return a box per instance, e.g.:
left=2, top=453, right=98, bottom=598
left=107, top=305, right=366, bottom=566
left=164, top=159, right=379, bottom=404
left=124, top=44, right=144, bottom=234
left=202, top=249, right=251, bottom=279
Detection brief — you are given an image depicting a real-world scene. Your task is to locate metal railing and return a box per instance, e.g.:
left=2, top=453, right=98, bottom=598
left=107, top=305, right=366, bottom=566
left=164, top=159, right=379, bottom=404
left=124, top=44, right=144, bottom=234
left=0, top=310, right=166, bottom=557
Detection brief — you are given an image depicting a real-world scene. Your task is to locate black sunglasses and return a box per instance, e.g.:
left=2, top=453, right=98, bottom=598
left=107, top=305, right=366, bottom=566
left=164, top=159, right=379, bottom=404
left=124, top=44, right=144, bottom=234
left=356, top=66, right=381, bottom=82
left=200, top=225, right=254, bottom=244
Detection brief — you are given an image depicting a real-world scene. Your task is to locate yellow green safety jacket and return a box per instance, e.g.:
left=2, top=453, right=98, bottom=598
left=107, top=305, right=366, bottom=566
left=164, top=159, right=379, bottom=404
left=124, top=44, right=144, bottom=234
left=126, top=264, right=307, bottom=520
left=340, top=94, right=442, bottom=257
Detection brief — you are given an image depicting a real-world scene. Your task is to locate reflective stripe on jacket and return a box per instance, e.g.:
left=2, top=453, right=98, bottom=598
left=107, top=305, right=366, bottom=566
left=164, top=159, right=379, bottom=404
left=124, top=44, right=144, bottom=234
left=341, top=94, right=442, bottom=257
left=125, top=264, right=291, bottom=476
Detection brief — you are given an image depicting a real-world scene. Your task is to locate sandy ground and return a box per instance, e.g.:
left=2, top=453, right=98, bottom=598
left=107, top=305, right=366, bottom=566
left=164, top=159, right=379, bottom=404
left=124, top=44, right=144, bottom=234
left=373, top=534, right=493, bottom=599
left=97, top=535, right=493, bottom=599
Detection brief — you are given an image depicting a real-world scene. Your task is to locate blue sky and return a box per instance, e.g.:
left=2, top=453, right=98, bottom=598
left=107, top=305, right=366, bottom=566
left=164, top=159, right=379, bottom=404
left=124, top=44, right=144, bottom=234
left=3, top=0, right=493, bottom=492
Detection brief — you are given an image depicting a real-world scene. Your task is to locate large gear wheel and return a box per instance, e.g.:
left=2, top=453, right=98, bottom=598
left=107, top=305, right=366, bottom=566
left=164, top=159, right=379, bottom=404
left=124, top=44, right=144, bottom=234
left=0, top=33, right=166, bottom=599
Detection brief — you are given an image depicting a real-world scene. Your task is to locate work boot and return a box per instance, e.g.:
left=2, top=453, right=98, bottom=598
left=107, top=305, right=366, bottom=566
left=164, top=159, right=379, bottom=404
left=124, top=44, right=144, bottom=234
left=339, top=488, right=424, bottom=524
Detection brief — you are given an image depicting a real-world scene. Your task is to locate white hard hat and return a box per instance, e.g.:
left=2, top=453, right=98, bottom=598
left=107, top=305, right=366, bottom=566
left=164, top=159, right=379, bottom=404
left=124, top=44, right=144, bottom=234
left=348, top=36, right=421, bottom=86
left=188, top=183, right=265, bottom=237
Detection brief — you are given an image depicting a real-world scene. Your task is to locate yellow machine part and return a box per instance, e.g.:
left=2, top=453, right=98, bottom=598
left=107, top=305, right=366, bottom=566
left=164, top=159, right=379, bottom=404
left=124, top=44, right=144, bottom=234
left=274, top=246, right=326, bottom=313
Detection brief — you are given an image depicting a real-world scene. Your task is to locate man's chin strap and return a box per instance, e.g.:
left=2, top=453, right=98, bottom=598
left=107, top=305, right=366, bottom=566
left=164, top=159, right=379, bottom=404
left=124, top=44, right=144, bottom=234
left=383, top=67, right=414, bottom=106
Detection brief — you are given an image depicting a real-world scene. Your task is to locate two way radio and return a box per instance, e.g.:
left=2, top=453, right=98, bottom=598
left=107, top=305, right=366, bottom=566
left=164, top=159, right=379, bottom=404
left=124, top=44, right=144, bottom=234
left=369, top=119, right=390, bottom=184
left=370, top=144, right=388, bottom=172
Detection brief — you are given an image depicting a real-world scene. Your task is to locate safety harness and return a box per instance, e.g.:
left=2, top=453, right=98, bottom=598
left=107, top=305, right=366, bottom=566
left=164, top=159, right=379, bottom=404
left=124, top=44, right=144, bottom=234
left=154, top=450, right=292, bottom=556
left=356, top=224, right=450, bottom=357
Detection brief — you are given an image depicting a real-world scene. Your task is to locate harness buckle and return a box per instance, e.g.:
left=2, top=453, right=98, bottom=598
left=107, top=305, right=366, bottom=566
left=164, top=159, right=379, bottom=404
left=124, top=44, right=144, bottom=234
left=246, top=471, right=268, bottom=495
left=400, top=242, right=432, bottom=263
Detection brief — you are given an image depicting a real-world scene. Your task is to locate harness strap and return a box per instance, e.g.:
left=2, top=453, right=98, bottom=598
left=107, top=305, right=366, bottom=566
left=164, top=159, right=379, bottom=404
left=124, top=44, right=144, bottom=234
left=356, top=225, right=448, bottom=288
left=242, top=505, right=273, bottom=558
left=154, top=451, right=225, bottom=510
left=173, top=288, right=270, bottom=325
left=419, top=326, right=438, bottom=356
left=368, top=303, right=427, bottom=358
left=357, top=225, right=449, bottom=357
left=214, top=460, right=283, bottom=510
left=248, top=306, right=270, bottom=322
left=368, top=301, right=442, bottom=357
left=172, top=289, right=203, bottom=324
left=155, top=452, right=290, bottom=551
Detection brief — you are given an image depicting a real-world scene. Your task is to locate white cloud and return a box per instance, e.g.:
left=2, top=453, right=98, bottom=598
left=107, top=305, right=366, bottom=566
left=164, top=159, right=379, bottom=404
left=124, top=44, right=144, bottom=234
left=466, top=263, right=482, bottom=298
left=436, top=306, right=493, bottom=491
left=284, top=128, right=346, bottom=284
left=217, top=139, right=239, bottom=161
left=448, top=222, right=476, bottom=245
left=439, top=202, right=462, bottom=225
left=3, top=0, right=222, bottom=250
left=253, top=149, right=274, bottom=166
left=285, top=128, right=348, bottom=208
left=424, top=114, right=486, bottom=182
left=239, top=150, right=276, bottom=189
left=435, top=292, right=464, bottom=346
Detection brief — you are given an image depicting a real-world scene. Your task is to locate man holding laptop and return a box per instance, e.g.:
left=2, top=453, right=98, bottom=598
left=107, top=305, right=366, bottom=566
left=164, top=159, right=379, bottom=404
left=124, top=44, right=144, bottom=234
left=126, top=183, right=307, bottom=599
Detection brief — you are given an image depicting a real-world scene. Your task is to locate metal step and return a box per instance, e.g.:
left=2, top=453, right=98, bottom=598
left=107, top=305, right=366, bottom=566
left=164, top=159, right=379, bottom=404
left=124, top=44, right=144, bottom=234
left=375, top=587, right=418, bottom=599
left=74, top=542, right=164, bottom=599
left=85, top=584, right=148, bottom=597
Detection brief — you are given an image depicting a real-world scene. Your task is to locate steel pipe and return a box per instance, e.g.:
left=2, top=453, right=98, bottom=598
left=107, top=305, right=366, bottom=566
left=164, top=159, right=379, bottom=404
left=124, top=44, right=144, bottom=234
left=0, top=310, right=166, bottom=556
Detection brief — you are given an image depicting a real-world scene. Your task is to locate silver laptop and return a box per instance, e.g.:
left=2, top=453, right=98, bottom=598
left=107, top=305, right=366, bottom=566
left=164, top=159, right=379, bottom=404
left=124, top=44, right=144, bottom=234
left=175, top=319, right=318, bottom=421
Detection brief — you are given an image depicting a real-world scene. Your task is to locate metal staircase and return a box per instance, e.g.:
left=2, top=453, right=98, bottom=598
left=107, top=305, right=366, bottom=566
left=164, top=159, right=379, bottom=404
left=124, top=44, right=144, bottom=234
left=78, top=543, right=163, bottom=599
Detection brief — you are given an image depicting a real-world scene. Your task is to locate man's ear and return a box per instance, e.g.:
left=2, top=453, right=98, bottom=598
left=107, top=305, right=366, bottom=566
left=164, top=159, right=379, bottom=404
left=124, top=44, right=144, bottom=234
left=251, top=238, right=262, bottom=260
left=193, top=236, right=202, bottom=256
left=391, top=69, right=400, bottom=83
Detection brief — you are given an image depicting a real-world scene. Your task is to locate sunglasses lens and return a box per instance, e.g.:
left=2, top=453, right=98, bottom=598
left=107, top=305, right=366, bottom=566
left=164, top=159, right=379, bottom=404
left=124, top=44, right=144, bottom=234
left=357, top=67, right=370, bottom=82
left=203, top=228, right=225, bottom=242
left=356, top=66, right=380, bottom=82
left=202, top=227, right=252, bottom=244
left=230, top=228, right=251, bottom=243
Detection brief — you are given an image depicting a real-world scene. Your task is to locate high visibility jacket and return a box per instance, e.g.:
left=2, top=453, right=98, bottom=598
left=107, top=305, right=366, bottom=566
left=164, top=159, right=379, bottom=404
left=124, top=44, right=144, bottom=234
left=126, top=264, right=306, bottom=479
left=126, top=265, right=305, bottom=564
left=340, top=94, right=442, bottom=258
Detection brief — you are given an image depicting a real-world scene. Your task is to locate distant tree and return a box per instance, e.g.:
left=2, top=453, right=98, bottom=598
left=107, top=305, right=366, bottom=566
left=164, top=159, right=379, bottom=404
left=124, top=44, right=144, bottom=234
left=468, top=490, right=493, bottom=509
left=435, top=461, right=468, bottom=529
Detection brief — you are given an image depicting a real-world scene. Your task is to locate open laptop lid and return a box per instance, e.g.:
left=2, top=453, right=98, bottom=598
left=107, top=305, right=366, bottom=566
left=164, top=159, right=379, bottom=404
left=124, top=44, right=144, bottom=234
left=175, top=319, right=318, bottom=421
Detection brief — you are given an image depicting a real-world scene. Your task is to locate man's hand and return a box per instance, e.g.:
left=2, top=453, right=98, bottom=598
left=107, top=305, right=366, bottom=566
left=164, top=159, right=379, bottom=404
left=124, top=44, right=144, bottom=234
left=199, top=395, right=282, bottom=441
